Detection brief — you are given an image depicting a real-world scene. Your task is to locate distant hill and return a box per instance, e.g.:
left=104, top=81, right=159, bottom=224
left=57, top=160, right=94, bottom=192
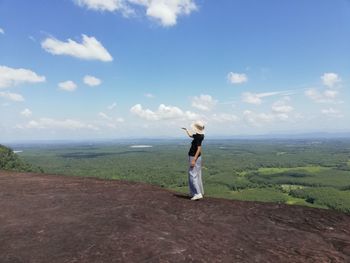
left=0, top=144, right=42, bottom=172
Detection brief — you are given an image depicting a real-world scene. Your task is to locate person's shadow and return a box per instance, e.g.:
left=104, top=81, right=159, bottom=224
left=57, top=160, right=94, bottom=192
left=173, top=193, right=190, bottom=200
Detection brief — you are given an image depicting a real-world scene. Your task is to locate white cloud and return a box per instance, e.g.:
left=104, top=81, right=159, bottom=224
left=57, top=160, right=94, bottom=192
left=272, top=98, right=294, bottom=114
left=58, top=80, right=77, bottom=92
left=321, top=107, right=343, bottom=118
left=305, top=88, right=339, bottom=103
left=243, top=110, right=274, bottom=126
left=210, top=113, right=239, bottom=123
left=242, top=104, right=294, bottom=127
left=21, top=108, right=32, bottom=117
left=191, top=94, right=217, bottom=111
left=140, top=0, right=197, bottom=27
left=227, top=72, right=248, bottom=84
left=74, top=0, right=197, bottom=27
left=0, top=91, right=24, bottom=102
left=83, top=75, right=101, bottom=86
left=321, top=73, right=341, bottom=88
left=0, top=65, right=46, bottom=88
left=74, top=0, right=128, bottom=12
left=305, top=89, right=321, bottom=101
left=41, top=34, right=113, bottom=62
left=242, top=91, right=286, bottom=105
left=145, top=93, right=155, bottom=98
left=131, top=104, right=158, bottom=120
left=275, top=113, right=289, bottom=121
left=130, top=103, right=198, bottom=121
left=24, top=118, right=98, bottom=130
left=0, top=28, right=4, bottom=34
left=323, top=90, right=338, bottom=98
left=108, top=102, right=117, bottom=110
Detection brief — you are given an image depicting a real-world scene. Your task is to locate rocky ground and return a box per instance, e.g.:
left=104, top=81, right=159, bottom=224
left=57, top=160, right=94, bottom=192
left=1, top=171, right=350, bottom=262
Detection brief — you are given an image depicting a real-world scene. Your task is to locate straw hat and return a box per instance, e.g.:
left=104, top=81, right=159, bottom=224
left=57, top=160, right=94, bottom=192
left=191, top=121, right=205, bottom=135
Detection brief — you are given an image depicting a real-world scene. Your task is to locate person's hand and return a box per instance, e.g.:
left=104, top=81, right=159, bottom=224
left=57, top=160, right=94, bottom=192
left=191, top=159, right=196, bottom=167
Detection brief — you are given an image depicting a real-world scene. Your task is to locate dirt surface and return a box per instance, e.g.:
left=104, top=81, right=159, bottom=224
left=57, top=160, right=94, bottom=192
left=1, top=171, right=350, bottom=263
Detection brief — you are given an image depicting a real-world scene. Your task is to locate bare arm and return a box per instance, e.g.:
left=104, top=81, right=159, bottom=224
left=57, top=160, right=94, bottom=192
left=181, top=127, right=193, bottom=138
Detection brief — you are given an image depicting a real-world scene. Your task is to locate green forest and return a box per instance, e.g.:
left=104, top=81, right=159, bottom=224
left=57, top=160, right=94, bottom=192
left=0, top=145, right=42, bottom=173
left=3, top=139, right=350, bottom=213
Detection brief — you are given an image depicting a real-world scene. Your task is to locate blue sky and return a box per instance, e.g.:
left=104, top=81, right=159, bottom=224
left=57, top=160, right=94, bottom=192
left=0, top=0, right=349, bottom=141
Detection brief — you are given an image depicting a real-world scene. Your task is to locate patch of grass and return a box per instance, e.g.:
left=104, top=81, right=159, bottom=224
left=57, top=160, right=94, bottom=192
left=290, top=187, right=350, bottom=213
left=284, top=195, right=328, bottom=209
left=250, top=168, right=350, bottom=189
left=228, top=187, right=288, bottom=203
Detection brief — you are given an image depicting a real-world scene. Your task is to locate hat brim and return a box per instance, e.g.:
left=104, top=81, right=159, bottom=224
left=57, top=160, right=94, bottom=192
left=191, top=124, right=205, bottom=135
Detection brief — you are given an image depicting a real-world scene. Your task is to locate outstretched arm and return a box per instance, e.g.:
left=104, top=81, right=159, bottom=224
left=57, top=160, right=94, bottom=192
left=181, top=127, right=193, bottom=138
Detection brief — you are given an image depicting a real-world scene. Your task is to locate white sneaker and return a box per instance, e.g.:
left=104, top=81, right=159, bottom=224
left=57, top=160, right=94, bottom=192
left=191, top=193, right=203, bottom=201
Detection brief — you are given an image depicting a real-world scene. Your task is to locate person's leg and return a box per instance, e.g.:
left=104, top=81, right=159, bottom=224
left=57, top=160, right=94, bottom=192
left=188, top=156, right=201, bottom=196
left=188, top=156, right=197, bottom=196
left=197, top=156, right=204, bottom=195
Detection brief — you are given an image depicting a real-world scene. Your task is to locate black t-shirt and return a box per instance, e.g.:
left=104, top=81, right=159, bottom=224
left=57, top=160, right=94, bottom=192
left=188, top=133, right=204, bottom=157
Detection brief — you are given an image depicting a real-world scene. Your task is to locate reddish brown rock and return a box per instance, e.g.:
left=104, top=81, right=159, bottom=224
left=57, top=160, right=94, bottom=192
left=1, top=171, right=350, bottom=262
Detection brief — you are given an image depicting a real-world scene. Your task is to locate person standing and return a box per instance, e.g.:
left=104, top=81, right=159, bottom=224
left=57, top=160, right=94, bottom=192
left=182, top=121, right=205, bottom=200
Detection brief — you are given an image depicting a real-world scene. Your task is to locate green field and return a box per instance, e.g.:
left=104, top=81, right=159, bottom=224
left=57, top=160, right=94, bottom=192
left=8, top=138, right=350, bottom=213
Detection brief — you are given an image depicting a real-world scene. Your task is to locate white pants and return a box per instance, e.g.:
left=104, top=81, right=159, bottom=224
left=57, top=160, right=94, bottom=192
left=188, top=156, right=204, bottom=196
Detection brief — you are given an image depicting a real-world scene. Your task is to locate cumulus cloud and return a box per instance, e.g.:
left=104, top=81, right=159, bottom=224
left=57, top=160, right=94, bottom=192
left=131, top=104, right=157, bottom=120
left=0, top=65, right=46, bottom=88
left=321, top=107, right=343, bottom=118
left=139, top=0, right=197, bottom=27
left=0, top=28, right=4, bottom=34
left=243, top=110, right=275, bottom=126
left=130, top=103, right=197, bottom=121
left=21, top=108, right=32, bottom=117
left=242, top=106, right=293, bottom=126
left=227, top=72, right=248, bottom=84
left=74, top=0, right=197, bottom=27
left=323, top=90, right=338, bottom=98
left=271, top=97, right=294, bottom=114
left=41, top=34, right=113, bottom=62
left=83, top=75, right=101, bottom=86
left=191, top=94, right=217, bottom=111
left=321, top=73, right=341, bottom=88
left=58, top=80, right=77, bottom=92
left=23, top=118, right=98, bottom=130
left=305, top=88, right=339, bottom=103
left=0, top=91, right=24, bottom=102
